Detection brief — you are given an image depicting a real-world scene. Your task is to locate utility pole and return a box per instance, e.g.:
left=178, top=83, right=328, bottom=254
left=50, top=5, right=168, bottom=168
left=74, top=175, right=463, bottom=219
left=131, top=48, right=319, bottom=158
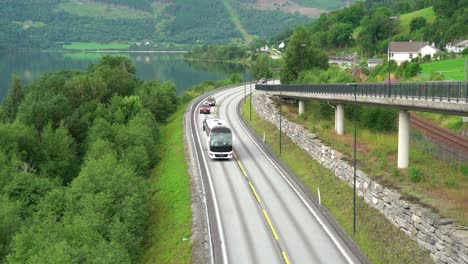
left=353, top=83, right=357, bottom=233
left=250, top=50, right=253, bottom=120
left=388, top=16, right=398, bottom=97
left=279, top=90, right=282, bottom=155
left=300, top=43, right=306, bottom=75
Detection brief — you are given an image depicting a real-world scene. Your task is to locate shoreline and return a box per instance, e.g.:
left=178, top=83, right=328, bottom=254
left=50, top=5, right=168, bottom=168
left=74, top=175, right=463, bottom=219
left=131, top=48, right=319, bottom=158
left=44, top=50, right=189, bottom=53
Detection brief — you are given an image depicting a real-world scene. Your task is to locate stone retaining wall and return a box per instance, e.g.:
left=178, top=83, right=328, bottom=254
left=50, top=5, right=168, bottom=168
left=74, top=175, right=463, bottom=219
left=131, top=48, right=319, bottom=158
left=252, top=91, right=468, bottom=264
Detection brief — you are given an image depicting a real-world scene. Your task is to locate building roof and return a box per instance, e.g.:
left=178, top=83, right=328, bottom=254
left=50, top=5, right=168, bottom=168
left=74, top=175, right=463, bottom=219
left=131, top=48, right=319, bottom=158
left=389, top=41, right=430, bottom=53
left=452, top=40, right=468, bottom=46
left=368, top=58, right=383, bottom=63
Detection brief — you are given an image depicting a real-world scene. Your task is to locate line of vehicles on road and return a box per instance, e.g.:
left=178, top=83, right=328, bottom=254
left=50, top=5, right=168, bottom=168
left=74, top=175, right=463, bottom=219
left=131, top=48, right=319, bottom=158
left=199, top=96, right=233, bottom=159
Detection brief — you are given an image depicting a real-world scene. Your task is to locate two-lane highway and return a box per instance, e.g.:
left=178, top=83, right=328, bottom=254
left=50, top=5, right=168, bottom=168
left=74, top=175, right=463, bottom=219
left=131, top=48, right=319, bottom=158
left=187, top=84, right=364, bottom=264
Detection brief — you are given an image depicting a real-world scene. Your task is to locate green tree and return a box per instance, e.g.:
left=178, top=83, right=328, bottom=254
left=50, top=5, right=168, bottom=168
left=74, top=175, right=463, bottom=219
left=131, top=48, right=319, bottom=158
left=3, top=172, right=60, bottom=219
left=410, top=17, right=427, bottom=32
left=461, top=47, right=468, bottom=56
left=0, top=195, right=21, bottom=261
left=358, top=8, right=393, bottom=54
left=135, top=81, right=177, bottom=123
left=38, top=123, right=78, bottom=183
left=2, top=75, right=24, bottom=122
left=229, top=73, right=242, bottom=84
left=17, top=93, right=72, bottom=132
left=253, top=53, right=273, bottom=80
left=326, top=23, right=353, bottom=48
left=281, top=26, right=329, bottom=83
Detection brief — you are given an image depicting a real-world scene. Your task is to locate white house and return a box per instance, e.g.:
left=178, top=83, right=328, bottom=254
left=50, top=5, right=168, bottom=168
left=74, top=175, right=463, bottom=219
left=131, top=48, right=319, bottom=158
left=278, top=42, right=285, bottom=49
left=446, top=40, right=468, bottom=53
left=388, top=41, right=439, bottom=65
left=260, top=45, right=269, bottom=52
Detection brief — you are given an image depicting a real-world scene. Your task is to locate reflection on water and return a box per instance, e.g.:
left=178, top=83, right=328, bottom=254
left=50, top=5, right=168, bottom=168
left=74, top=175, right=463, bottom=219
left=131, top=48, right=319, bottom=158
left=0, top=52, right=249, bottom=102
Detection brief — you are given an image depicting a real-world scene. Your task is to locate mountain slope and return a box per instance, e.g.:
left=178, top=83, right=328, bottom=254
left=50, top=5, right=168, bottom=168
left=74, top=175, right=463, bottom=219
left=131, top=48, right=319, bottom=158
left=0, top=0, right=351, bottom=49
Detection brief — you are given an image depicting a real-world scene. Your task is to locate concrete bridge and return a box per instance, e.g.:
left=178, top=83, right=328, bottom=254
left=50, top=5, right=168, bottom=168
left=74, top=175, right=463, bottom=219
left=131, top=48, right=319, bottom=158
left=256, top=81, right=468, bottom=168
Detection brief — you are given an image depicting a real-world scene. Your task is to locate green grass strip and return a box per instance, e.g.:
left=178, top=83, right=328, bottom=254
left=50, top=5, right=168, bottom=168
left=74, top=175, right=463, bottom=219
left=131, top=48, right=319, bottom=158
left=420, top=57, right=467, bottom=81
left=140, top=105, right=192, bottom=264
left=62, top=42, right=130, bottom=51
left=241, top=97, right=433, bottom=264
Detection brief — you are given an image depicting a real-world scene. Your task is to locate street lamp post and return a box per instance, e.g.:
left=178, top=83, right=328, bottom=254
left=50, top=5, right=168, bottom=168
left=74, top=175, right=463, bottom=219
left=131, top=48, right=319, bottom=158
left=388, top=16, right=398, bottom=97
left=300, top=43, right=307, bottom=74
left=279, top=90, right=282, bottom=155
left=250, top=50, right=253, bottom=121
left=353, top=83, right=357, bottom=233
left=244, top=65, right=246, bottom=104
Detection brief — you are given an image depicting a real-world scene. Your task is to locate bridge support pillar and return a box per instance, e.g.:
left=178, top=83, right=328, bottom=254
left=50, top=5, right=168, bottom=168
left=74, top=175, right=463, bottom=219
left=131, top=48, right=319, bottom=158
left=398, top=110, right=410, bottom=168
left=336, top=104, right=345, bottom=135
left=298, top=100, right=305, bottom=115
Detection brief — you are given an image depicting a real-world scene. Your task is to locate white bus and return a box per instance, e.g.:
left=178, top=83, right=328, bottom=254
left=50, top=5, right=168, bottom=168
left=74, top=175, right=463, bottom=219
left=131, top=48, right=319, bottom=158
left=202, top=118, right=233, bottom=159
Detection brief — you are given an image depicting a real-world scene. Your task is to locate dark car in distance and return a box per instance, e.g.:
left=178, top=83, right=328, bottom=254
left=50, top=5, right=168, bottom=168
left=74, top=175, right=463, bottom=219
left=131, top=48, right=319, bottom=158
left=199, top=103, right=211, bottom=114
left=206, top=97, right=216, bottom=106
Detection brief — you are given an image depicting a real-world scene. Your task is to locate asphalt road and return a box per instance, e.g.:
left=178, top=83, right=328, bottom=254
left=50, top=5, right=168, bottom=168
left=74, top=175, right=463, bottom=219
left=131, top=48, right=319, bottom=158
left=188, top=84, right=365, bottom=264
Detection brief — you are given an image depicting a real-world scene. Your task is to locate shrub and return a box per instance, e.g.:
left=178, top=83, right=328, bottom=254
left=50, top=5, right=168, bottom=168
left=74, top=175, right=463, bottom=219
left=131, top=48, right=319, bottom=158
left=318, top=102, right=334, bottom=119
left=298, top=113, right=306, bottom=120
left=444, top=177, right=459, bottom=189
left=461, top=164, right=468, bottom=176
left=391, top=167, right=402, bottom=180
left=408, top=166, right=423, bottom=183
left=446, top=118, right=462, bottom=132
left=359, top=106, right=397, bottom=132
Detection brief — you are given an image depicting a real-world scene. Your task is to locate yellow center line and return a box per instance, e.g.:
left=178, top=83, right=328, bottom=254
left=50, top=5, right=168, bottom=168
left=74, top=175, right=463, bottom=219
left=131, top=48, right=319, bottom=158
left=263, top=209, right=279, bottom=241
left=233, top=152, right=248, bottom=177
left=233, top=140, right=287, bottom=263
left=248, top=181, right=261, bottom=203
left=282, top=251, right=291, bottom=264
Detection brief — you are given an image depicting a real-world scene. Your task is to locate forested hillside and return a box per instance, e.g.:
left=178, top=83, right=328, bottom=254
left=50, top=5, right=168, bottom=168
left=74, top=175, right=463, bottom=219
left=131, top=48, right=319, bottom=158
left=0, top=0, right=350, bottom=50
left=305, top=0, right=467, bottom=54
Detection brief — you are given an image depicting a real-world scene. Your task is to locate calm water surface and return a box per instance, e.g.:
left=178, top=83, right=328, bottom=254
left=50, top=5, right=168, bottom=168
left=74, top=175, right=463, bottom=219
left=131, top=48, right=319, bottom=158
left=0, top=52, right=248, bottom=101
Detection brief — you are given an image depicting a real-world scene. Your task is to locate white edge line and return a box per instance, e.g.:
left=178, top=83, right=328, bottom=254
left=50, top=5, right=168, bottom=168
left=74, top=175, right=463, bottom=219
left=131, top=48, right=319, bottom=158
left=234, top=88, right=356, bottom=264
left=192, top=99, right=229, bottom=264
left=188, top=103, right=214, bottom=264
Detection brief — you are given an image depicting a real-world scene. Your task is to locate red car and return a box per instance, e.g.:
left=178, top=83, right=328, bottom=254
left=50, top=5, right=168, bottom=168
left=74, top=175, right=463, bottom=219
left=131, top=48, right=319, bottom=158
left=199, top=103, right=211, bottom=114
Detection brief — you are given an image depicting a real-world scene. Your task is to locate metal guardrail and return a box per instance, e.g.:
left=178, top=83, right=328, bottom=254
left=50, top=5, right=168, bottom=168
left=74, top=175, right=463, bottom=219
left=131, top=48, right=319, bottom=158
left=256, top=82, right=468, bottom=103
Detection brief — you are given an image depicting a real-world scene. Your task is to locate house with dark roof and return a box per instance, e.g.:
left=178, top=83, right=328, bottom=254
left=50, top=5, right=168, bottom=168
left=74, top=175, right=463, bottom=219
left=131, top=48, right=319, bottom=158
left=446, top=40, right=468, bottom=53
left=388, top=41, right=439, bottom=65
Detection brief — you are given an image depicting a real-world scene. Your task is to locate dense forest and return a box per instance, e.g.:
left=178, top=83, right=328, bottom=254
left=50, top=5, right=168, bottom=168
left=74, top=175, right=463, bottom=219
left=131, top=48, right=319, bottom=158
left=0, top=56, right=178, bottom=262
left=0, top=0, right=317, bottom=50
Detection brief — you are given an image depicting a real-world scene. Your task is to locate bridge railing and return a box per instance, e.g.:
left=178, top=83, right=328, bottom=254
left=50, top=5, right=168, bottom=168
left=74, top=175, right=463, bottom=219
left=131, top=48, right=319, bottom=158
left=256, top=82, right=468, bottom=103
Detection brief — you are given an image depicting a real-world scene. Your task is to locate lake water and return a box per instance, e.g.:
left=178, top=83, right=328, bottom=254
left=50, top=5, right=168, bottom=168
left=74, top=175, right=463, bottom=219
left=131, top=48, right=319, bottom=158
left=0, top=52, right=249, bottom=102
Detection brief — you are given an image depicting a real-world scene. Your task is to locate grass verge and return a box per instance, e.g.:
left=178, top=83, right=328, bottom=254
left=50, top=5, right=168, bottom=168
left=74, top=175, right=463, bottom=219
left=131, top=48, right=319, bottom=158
left=140, top=105, right=192, bottom=264
left=420, top=57, right=466, bottom=81
left=284, top=100, right=467, bottom=226
left=241, top=96, right=433, bottom=263
left=62, top=42, right=131, bottom=51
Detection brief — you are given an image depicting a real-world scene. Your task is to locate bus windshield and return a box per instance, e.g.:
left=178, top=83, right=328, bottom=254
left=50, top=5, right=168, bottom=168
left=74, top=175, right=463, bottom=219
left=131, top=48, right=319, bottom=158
left=210, top=132, right=232, bottom=152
